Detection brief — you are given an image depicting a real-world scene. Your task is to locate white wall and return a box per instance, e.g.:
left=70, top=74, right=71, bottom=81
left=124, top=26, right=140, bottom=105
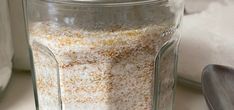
left=0, top=0, right=14, bottom=89
left=9, top=0, right=30, bottom=70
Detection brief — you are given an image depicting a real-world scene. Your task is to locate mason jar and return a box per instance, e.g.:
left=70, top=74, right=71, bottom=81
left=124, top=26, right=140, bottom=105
left=24, top=0, right=184, bottom=109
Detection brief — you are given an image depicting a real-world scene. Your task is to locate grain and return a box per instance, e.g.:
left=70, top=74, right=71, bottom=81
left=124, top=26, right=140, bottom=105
left=30, top=22, right=174, bottom=110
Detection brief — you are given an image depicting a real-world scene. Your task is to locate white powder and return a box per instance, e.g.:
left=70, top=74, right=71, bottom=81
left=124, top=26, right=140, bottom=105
left=30, top=22, right=176, bottom=110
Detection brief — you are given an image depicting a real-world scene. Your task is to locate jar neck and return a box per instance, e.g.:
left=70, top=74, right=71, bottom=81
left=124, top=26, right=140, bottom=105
left=37, top=0, right=167, bottom=7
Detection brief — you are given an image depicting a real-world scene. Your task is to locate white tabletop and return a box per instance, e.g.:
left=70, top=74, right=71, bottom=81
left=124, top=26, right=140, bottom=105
left=0, top=71, right=208, bottom=110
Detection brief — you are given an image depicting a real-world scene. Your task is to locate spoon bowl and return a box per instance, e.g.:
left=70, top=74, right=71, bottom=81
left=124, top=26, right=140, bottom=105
left=202, top=64, right=234, bottom=110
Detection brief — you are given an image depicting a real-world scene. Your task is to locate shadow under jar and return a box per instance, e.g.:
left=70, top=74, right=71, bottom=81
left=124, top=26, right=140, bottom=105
left=24, top=0, right=184, bottom=110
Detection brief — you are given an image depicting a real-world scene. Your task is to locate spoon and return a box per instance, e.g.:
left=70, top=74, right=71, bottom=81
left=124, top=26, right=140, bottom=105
left=202, top=64, right=234, bottom=110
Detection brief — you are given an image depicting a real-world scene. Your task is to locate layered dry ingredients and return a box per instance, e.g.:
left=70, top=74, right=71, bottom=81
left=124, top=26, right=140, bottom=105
left=30, top=22, right=175, bottom=110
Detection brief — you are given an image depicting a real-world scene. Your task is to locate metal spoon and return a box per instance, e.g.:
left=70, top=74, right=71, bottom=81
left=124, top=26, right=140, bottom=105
left=202, top=64, right=234, bottom=110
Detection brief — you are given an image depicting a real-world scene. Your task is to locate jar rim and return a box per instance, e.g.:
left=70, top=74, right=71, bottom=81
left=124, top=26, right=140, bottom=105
left=38, top=0, right=168, bottom=7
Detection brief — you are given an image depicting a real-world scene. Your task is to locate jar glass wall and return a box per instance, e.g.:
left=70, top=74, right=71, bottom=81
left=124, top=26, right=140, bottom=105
left=24, top=0, right=184, bottom=110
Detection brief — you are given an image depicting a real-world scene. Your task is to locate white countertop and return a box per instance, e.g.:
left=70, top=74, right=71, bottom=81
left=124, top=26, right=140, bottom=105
left=0, top=71, right=209, bottom=110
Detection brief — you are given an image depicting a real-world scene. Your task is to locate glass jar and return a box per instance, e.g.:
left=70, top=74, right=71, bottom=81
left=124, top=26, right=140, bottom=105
left=24, top=0, right=184, bottom=110
left=0, top=0, right=14, bottom=97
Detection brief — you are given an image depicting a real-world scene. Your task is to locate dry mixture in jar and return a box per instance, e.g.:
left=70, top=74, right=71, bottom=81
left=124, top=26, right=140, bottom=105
left=30, top=22, right=174, bottom=110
